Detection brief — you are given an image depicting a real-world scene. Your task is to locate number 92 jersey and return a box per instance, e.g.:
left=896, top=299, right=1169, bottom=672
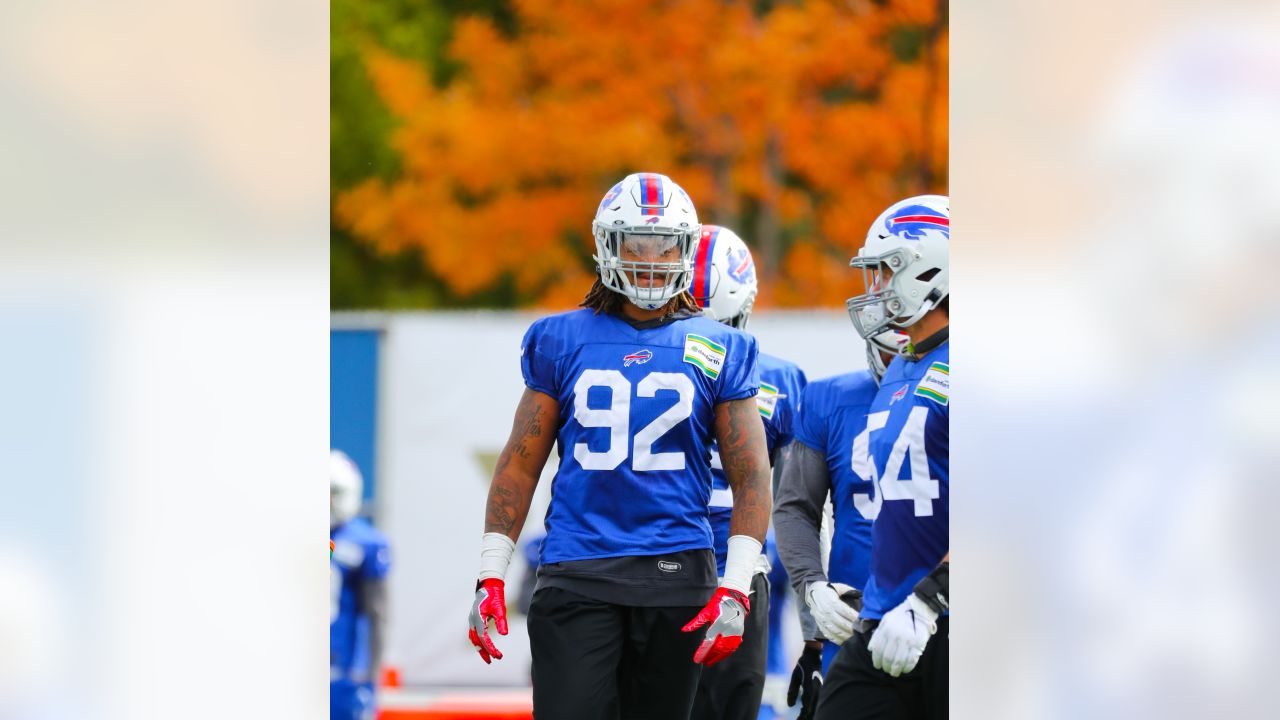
left=861, top=341, right=949, bottom=620
left=521, top=309, right=760, bottom=565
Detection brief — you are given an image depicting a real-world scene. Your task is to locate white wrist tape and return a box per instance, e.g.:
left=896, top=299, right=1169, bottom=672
left=477, top=532, right=516, bottom=581
left=721, top=535, right=763, bottom=595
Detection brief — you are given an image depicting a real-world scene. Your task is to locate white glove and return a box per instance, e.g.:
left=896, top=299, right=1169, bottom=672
left=867, top=593, right=938, bottom=677
left=804, top=582, right=860, bottom=645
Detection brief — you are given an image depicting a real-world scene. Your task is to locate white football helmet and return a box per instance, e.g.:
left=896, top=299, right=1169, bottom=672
left=846, top=195, right=949, bottom=339
left=592, top=173, right=702, bottom=310
left=690, top=225, right=758, bottom=330
left=331, top=449, right=363, bottom=529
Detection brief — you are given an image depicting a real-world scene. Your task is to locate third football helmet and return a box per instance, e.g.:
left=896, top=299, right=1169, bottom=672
left=690, top=225, right=758, bottom=330
left=592, top=173, right=702, bottom=311
left=846, top=195, right=949, bottom=339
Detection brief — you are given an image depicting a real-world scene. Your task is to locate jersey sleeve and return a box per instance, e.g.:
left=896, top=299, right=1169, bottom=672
left=715, top=331, right=760, bottom=404
left=362, top=533, right=391, bottom=581
left=792, top=380, right=828, bottom=453
left=773, top=366, right=809, bottom=448
left=520, top=319, right=558, bottom=396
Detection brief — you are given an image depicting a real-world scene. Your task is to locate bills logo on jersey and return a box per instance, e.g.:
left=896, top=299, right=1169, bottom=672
left=890, top=385, right=909, bottom=405
left=623, top=349, right=654, bottom=367
left=888, top=205, right=950, bottom=240
left=725, top=247, right=756, bottom=285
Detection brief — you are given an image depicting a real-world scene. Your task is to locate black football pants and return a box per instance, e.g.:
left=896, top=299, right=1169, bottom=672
left=528, top=587, right=707, bottom=720
left=689, top=572, right=770, bottom=720
left=816, top=616, right=948, bottom=720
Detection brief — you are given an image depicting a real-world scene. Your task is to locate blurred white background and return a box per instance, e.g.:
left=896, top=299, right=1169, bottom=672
left=0, top=0, right=1276, bottom=718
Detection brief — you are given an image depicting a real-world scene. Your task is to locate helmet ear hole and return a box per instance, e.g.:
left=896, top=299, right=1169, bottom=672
left=915, top=268, right=940, bottom=282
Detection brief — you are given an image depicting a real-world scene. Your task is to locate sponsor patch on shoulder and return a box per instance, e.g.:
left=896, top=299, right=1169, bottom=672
left=915, top=361, right=949, bottom=405
left=756, top=382, right=783, bottom=419
left=683, top=334, right=726, bottom=380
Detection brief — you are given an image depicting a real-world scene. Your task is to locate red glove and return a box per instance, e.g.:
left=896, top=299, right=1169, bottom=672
left=468, top=578, right=508, bottom=664
left=682, top=587, right=751, bottom=666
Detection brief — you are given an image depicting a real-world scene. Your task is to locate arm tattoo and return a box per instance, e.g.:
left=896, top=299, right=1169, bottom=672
left=715, top=396, right=772, bottom=542
left=485, top=389, right=556, bottom=538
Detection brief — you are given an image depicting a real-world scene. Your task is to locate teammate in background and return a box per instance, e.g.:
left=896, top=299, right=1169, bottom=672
left=816, top=195, right=950, bottom=719
left=330, top=450, right=391, bottom=720
left=466, top=173, right=774, bottom=720
left=773, top=314, right=907, bottom=719
left=686, top=226, right=807, bottom=720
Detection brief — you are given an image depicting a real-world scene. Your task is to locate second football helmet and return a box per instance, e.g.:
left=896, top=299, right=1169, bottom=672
left=690, top=225, right=758, bottom=330
left=846, top=195, right=949, bottom=339
left=592, top=173, right=702, bottom=311
left=331, top=449, right=363, bottom=529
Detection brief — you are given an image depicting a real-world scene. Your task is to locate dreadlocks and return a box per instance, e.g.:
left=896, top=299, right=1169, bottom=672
left=580, top=277, right=701, bottom=316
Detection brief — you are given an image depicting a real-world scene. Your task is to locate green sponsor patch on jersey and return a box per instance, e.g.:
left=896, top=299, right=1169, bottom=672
left=683, top=334, right=726, bottom=380
left=915, top=362, right=949, bottom=405
left=756, top=382, right=780, bottom=419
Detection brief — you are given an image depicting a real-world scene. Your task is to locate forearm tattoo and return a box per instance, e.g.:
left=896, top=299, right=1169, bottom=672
left=485, top=390, right=552, bottom=537
left=716, top=396, right=772, bottom=542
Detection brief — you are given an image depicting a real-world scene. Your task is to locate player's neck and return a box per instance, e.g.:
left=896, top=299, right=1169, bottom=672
left=905, top=309, right=948, bottom=347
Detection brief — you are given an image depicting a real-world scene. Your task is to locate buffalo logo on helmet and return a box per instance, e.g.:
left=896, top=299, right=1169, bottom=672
left=623, top=349, right=654, bottom=367
left=598, top=182, right=624, bottom=213
left=724, top=247, right=756, bottom=285
left=887, top=205, right=950, bottom=241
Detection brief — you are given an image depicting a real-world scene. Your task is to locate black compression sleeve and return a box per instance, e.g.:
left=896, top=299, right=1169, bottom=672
left=912, top=561, right=949, bottom=615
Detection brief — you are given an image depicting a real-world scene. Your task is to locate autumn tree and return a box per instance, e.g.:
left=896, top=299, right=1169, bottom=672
left=336, top=0, right=947, bottom=309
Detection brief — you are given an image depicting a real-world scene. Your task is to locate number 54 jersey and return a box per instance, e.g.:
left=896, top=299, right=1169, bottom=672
left=861, top=341, right=949, bottom=620
left=521, top=309, right=760, bottom=565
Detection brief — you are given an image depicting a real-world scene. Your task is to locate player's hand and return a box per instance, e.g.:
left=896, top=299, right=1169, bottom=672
left=867, top=593, right=938, bottom=677
left=468, top=578, right=508, bottom=664
left=787, top=642, right=823, bottom=720
left=805, top=582, right=861, bottom=645
left=682, top=587, right=751, bottom=666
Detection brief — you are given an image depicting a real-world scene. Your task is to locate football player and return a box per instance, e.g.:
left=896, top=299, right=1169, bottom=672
left=466, top=173, right=774, bottom=720
left=330, top=450, right=391, bottom=720
left=773, top=314, right=907, bottom=719
left=815, top=195, right=950, bottom=719
left=686, top=226, right=808, bottom=720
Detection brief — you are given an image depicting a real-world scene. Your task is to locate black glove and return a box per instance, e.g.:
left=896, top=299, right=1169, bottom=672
left=787, top=643, right=823, bottom=719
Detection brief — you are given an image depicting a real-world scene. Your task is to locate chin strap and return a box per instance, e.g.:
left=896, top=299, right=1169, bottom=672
left=613, top=306, right=701, bottom=330
left=906, top=326, right=948, bottom=359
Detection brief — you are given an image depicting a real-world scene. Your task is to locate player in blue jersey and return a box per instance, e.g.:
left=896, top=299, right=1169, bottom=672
left=466, top=173, right=774, bottom=720
left=330, top=450, right=391, bottom=720
left=684, top=225, right=808, bottom=720
left=814, top=195, right=950, bottom=720
left=773, top=315, right=907, bottom=719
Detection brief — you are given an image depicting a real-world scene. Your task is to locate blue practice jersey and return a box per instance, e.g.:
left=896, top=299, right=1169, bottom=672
left=708, top=352, right=807, bottom=575
left=861, top=342, right=949, bottom=620
left=792, top=370, right=881, bottom=591
left=330, top=517, right=390, bottom=682
left=522, top=309, right=760, bottom=564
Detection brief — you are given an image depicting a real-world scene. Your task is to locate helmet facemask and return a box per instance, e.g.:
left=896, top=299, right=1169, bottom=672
left=594, top=226, right=699, bottom=311
left=866, top=328, right=908, bottom=383
left=846, top=243, right=946, bottom=340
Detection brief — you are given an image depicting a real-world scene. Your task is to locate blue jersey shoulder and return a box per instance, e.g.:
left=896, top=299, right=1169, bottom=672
left=802, top=370, right=879, bottom=413
left=333, top=517, right=388, bottom=548
left=795, top=370, right=878, bottom=451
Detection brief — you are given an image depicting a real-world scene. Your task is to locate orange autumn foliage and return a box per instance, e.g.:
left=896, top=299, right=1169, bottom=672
left=336, top=0, right=947, bottom=309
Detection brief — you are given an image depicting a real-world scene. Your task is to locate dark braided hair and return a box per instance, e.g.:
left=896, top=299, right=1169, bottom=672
left=579, top=276, right=701, bottom=316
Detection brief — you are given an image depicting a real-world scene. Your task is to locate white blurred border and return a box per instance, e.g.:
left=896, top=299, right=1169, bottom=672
left=956, top=2, right=1280, bottom=718
left=0, top=0, right=326, bottom=717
